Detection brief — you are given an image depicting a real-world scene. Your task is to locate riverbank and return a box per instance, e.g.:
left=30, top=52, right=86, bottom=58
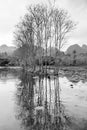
left=0, top=65, right=87, bottom=83
left=0, top=65, right=87, bottom=73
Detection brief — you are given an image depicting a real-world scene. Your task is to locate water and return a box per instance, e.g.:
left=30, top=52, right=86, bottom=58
left=0, top=68, right=87, bottom=130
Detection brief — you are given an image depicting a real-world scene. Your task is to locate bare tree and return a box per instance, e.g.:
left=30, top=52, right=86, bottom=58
left=14, top=14, right=36, bottom=69
left=14, top=4, right=75, bottom=71
left=28, top=5, right=46, bottom=71
left=51, top=8, right=75, bottom=71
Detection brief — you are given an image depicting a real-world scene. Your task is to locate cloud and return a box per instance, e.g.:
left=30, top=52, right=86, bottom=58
left=0, top=0, right=29, bottom=45
left=0, top=0, right=87, bottom=50
left=67, top=0, right=87, bottom=9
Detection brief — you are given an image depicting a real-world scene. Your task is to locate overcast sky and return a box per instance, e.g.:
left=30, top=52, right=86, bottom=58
left=0, top=0, right=87, bottom=51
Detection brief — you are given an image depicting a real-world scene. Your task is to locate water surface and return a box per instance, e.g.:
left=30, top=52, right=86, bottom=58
left=0, top=68, right=87, bottom=130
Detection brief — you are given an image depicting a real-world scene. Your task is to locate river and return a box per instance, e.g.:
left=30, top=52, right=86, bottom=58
left=0, top=68, right=87, bottom=130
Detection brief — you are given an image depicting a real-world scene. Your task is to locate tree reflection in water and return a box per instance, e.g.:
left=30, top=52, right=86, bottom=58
left=16, top=70, right=72, bottom=130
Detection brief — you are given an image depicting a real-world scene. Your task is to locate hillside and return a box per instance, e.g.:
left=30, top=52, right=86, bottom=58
left=0, top=45, right=16, bottom=55
left=66, top=44, right=87, bottom=54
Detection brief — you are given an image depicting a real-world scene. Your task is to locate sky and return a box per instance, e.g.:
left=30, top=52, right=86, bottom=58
left=0, top=0, right=87, bottom=51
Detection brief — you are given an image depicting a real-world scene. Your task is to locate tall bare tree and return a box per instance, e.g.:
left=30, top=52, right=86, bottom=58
left=14, top=4, right=75, bottom=71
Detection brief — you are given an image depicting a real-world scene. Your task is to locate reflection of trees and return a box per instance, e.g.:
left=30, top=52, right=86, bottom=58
left=0, top=68, right=20, bottom=82
left=16, top=70, right=35, bottom=129
left=16, top=70, right=72, bottom=130
left=63, top=69, right=87, bottom=83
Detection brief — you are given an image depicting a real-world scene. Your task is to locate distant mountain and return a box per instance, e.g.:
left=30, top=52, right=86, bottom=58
left=82, top=44, right=87, bottom=51
left=66, top=44, right=87, bottom=54
left=0, top=44, right=16, bottom=55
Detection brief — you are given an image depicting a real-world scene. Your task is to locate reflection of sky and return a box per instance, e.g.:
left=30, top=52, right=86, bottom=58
left=0, top=79, right=22, bottom=130
left=0, top=72, right=87, bottom=129
left=35, top=76, right=87, bottom=122
left=60, top=77, right=87, bottom=120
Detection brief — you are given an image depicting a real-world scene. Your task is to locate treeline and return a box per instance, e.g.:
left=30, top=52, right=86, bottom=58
left=13, top=3, right=75, bottom=69
left=62, top=53, right=87, bottom=66
left=0, top=52, right=19, bottom=66
left=1, top=50, right=87, bottom=67
left=35, top=53, right=87, bottom=66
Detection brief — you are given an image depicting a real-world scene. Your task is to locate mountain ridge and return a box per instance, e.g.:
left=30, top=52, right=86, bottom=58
left=66, top=44, right=87, bottom=54
left=0, top=44, right=16, bottom=55
left=1, top=43, right=87, bottom=56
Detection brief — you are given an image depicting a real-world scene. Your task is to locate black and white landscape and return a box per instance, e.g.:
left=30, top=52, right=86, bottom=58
left=0, top=0, right=87, bottom=130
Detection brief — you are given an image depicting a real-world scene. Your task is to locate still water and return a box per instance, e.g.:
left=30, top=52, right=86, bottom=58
left=0, top=68, right=87, bottom=130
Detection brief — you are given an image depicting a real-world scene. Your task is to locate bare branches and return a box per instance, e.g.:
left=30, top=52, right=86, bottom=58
left=14, top=3, right=76, bottom=68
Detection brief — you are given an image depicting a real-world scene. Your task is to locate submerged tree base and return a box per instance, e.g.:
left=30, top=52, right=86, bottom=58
left=22, top=66, right=60, bottom=78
